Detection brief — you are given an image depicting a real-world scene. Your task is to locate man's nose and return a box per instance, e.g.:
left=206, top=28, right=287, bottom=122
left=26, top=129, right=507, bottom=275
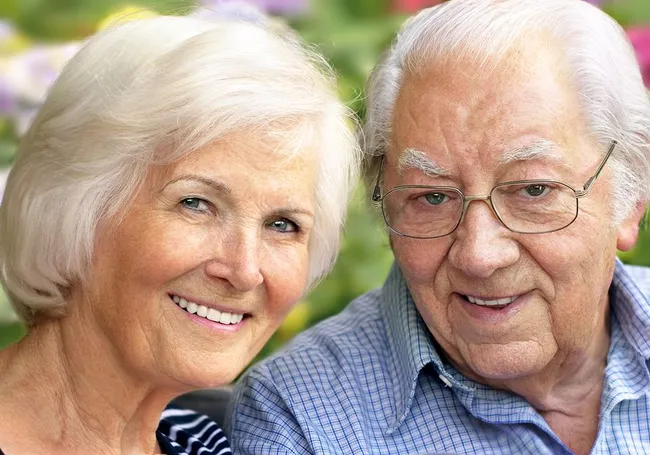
left=204, top=228, right=264, bottom=292
left=448, top=199, right=520, bottom=279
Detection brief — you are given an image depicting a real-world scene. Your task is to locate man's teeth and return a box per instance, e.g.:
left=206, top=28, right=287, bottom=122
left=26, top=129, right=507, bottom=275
left=466, top=295, right=518, bottom=306
left=171, top=295, right=244, bottom=324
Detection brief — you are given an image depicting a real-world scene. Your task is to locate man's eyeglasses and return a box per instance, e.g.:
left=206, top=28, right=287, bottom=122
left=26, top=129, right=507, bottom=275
left=371, top=141, right=617, bottom=239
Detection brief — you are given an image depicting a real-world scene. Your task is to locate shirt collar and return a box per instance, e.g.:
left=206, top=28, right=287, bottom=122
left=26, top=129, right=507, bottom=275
left=380, top=259, right=650, bottom=432
left=380, top=264, right=472, bottom=433
left=610, top=258, right=650, bottom=359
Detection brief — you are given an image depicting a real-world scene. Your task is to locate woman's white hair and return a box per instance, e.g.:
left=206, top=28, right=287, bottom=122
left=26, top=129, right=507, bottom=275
left=363, top=0, right=650, bottom=223
left=1, top=13, right=360, bottom=323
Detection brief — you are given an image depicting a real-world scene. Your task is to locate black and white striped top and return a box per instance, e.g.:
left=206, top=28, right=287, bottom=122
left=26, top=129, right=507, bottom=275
left=157, top=407, right=231, bottom=454
left=0, top=408, right=230, bottom=455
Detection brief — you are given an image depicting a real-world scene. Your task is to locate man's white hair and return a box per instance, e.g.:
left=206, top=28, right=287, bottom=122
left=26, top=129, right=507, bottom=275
left=363, top=0, right=650, bottom=223
left=0, top=14, right=360, bottom=323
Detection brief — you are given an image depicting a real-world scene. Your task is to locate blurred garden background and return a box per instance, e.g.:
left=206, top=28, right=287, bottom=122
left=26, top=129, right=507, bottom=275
left=1, top=0, right=649, bottom=359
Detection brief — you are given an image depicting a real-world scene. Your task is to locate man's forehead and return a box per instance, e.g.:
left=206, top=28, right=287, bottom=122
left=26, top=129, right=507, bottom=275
left=393, top=46, right=577, bottom=144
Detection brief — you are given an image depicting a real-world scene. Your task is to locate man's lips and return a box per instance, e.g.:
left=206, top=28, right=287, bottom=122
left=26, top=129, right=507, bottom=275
left=465, top=294, right=520, bottom=307
left=455, top=292, right=529, bottom=322
left=455, top=292, right=527, bottom=309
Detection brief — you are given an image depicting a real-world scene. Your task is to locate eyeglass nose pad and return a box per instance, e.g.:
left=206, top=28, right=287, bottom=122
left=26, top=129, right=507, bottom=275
left=459, top=199, right=472, bottom=224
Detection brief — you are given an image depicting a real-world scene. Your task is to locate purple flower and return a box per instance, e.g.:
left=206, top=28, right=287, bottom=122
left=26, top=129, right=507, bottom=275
left=0, top=77, right=16, bottom=115
left=0, top=20, right=16, bottom=42
left=199, top=0, right=308, bottom=16
left=1, top=42, right=80, bottom=135
left=251, top=0, right=308, bottom=15
left=193, top=1, right=268, bottom=23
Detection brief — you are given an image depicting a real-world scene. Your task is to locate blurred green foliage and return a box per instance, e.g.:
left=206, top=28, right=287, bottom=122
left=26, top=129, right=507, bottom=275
left=1, top=0, right=649, bottom=358
left=0, top=0, right=401, bottom=351
left=604, top=0, right=650, bottom=26
left=0, top=121, right=17, bottom=167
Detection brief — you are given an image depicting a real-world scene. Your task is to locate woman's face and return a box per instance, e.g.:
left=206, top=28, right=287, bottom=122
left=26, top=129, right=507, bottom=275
left=82, top=130, right=316, bottom=388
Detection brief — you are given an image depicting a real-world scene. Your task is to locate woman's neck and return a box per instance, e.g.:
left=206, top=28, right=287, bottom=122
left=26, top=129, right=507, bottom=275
left=0, top=317, right=176, bottom=455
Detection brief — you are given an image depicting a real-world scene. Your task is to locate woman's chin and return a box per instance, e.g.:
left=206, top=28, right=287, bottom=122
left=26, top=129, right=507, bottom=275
left=151, top=348, right=247, bottom=391
left=169, top=368, right=237, bottom=391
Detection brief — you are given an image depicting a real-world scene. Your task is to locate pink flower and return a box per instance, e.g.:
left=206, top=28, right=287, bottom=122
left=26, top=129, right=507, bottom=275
left=393, top=0, right=444, bottom=13
left=627, top=27, right=650, bottom=87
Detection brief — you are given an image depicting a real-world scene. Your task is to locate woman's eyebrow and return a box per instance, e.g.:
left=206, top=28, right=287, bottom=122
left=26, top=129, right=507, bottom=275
left=273, top=207, right=314, bottom=219
left=162, top=175, right=232, bottom=195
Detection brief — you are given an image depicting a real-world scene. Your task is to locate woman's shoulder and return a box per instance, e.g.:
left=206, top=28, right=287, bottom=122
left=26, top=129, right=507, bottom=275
left=157, top=407, right=231, bottom=455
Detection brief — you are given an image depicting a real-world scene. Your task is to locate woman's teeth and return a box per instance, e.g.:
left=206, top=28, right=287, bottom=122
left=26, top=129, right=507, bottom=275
left=171, top=295, right=244, bottom=325
left=466, top=295, right=518, bottom=307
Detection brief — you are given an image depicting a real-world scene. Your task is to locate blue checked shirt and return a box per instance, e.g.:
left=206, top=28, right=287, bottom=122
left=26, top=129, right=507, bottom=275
left=226, top=260, right=650, bottom=454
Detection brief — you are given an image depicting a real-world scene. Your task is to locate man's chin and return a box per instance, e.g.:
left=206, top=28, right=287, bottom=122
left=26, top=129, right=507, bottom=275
left=459, top=340, right=556, bottom=383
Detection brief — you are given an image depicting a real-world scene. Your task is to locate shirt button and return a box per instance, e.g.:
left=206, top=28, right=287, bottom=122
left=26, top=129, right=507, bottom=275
left=439, top=374, right=453, bottom=388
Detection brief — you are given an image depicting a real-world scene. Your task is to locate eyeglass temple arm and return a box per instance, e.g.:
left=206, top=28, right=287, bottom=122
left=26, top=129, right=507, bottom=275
left=577, top=140, right=617, bottom=197
left=371, top=156, right=385, bottom=202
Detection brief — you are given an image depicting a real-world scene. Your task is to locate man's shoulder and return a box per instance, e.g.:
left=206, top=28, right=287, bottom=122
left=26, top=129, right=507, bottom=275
left=228, top=287, right=399, bottom=453
left=253, top=287, right=389, bottom=381
left=234, top=287, right=401, bottom=413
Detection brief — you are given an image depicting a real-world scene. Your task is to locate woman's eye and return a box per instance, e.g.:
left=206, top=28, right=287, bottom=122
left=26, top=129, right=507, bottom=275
left=181, top=197, right=210, bottom=212
left=268, top=218, right=298, bottom=233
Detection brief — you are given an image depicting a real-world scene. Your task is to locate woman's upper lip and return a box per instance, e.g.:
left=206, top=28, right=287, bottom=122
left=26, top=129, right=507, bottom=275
left=168, top=292, right=249, bottom=315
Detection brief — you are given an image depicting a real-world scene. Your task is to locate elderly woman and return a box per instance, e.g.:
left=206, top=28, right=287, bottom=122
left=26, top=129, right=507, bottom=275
left=0, top=10, right=358, bottom=455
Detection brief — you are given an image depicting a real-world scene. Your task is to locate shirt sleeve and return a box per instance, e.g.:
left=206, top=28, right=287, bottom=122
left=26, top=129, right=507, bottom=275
left=225, top=367, right=313, bottom=455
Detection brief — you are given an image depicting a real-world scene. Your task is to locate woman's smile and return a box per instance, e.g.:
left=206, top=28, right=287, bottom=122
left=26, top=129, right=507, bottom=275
left=170, top=293, right=247, bottom=330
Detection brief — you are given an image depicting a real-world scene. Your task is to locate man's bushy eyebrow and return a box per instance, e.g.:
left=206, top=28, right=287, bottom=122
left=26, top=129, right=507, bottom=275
left=398, top=148, right=449, bottom=176
left=498, top=139, right=565, bottom=165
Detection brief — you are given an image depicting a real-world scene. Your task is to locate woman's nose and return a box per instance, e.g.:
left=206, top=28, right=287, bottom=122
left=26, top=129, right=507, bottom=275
left=204, top=229, right=264, bottom=291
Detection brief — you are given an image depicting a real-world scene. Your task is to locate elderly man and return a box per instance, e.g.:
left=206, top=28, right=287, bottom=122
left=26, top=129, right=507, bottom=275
left=226, top=0, right=650, bottom=454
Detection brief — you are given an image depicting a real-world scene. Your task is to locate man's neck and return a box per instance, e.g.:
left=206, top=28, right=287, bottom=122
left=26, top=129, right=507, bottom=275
left=499, top=328, right=609, bottom=411
left=0, top=318, right=175, bottom=455
left=473, top=310, right=611, bottom=455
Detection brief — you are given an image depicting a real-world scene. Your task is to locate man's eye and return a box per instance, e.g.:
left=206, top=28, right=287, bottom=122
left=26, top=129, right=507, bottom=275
left=423, top=192, right=448, bottom=205
left=268, top=218, right=298, bottom=233
left=524, top=184, right=549, bottom=197
left=181, top=198, right=210, bottom=212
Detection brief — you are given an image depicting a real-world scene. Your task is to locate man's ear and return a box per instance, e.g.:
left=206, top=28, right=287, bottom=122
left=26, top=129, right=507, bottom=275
left=617, top=199, right=648, bottom=251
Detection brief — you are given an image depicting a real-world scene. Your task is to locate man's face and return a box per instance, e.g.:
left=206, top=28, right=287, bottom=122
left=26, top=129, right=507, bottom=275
left=387, top=54, right=643, bottom=383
